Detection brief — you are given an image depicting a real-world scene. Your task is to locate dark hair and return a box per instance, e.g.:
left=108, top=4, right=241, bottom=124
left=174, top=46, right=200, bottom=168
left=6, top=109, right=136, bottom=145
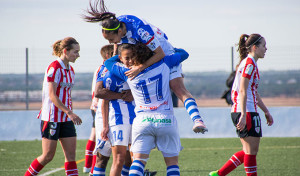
left=52, top=37, right=79, bottom=57
left=133, top=43, right=153, bottom=65
left=118, top=43, right=153, bottom=66
left=237, top=33, right=263, bottom=64
left=83, top=0, right=121, bottom=34
left=100, top=44, right=114, bottom=60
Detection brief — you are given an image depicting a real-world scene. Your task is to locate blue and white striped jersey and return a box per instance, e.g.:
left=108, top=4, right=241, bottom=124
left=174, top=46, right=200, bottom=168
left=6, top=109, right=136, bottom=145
left=100, top=66, right=136, bottom=126
left=105, top=49, right=189, bottom=115
left=118, top=15, right=174, bottom=55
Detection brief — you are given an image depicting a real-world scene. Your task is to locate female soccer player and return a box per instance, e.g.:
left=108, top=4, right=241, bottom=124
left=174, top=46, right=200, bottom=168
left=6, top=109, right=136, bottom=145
left=92, top=44, right=134, bottom=176
left=104, top=43, right=198, bottom=176
left=24, top=37, right=82, bottom=176
left=83, top=0, right=207, bottom=133
left=209, top=34, right=274, bottom=176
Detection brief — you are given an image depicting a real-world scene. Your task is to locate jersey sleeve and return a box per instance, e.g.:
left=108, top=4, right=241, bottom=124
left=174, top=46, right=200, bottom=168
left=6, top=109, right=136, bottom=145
left=242, top=58, right=255, bottom=79
left=104, top=55, right=129, bottom=81
left=96, top=65, right=106, bottom=83
left=137, top=25, right=160, bottom=51
left=164, top=48, right=189, bottom=68
left=46, top=65, right=61, bottom=84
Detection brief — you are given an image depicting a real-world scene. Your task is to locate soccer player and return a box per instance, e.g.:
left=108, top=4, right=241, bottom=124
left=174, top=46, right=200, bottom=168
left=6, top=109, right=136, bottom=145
left=93, top=44, right=134, bottom=176
left=209, top=34, right=274, bottom=176
left=104, top=43, right=201, bottom=176
left=24, top=37, right=81, bottom=176
left=83, top=0, right=207, bottom=133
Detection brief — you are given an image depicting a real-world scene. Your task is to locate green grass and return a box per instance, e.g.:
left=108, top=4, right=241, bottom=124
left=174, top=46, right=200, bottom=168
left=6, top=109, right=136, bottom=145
left=0, top=138, right=299, bottom=176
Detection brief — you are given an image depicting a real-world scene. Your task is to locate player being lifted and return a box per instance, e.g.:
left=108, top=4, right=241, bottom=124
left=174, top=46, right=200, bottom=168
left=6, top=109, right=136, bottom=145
left=83, top=0, right=208, bottom=134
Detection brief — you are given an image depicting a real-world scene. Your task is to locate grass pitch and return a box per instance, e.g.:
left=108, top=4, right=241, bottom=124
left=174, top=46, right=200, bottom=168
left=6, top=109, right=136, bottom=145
left=0, top=137, right=299, bottom=176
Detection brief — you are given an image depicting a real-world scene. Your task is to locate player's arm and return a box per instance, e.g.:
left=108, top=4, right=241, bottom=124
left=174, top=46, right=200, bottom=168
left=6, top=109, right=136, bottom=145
left=101, top=99, right=110, bottom=141
left=237, top=77, right=249, bottom=131
left=125, top=46, right=165, bottom=79
left=256, top=92, right=274, bottom=126
left=94, top=81, right=123, bottom=100
left=165, top=48, right=189, bottom=68
left=48, top=82, right=82, bottom=125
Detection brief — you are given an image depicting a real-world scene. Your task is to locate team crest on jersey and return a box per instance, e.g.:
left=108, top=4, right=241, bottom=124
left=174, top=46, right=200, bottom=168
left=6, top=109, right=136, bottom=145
left=245, top=64, right=254, bottom=75
left=47, top=67, right=55, bottom=78
left=50, top=129, right=56, bottom=136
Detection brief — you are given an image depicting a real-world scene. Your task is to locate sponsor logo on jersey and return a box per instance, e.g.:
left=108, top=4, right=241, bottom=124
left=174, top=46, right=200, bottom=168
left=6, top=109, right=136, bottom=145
left=100, top=68, right=108, bottom=78
left=47, top=67, right=55, bottom=78
left=245, top=64, right=254, bottom=75
left=142, top=117, right=172, bottom=124
left=137, top=28, right=153, bottom=42
left=59, top=82, right=74, bottom=88
left=139, top=101, right=168, bottom=110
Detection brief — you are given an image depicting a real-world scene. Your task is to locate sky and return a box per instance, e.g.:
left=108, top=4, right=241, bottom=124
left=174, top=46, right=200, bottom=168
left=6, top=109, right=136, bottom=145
left=0, top=0, right=300, bottom=73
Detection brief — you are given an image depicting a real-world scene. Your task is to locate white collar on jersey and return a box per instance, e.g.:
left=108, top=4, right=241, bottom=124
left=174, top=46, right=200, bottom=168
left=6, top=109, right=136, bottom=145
left=57, top=58, right=70, bottom=70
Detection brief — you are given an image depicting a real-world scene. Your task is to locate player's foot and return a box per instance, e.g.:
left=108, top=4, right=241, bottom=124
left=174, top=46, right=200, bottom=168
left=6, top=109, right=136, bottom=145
left=144, top=169, right=157, bottom=176
left=89, top=172, right=93, bottom=176
left=193, top=119, right=208, bottom=134
left=209, top=170, right=219, bottom=176
left=83, top=167, right=91, bottom=173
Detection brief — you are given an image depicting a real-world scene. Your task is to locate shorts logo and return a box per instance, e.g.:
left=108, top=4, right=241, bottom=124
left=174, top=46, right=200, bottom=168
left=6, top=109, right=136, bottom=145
left=255, top=127, right=260, bottom=133
left=142, top=117, right=171, bottom=124
left=50, top=122, right=57, bottom=136
left=50, top=129, right=56, bottom=136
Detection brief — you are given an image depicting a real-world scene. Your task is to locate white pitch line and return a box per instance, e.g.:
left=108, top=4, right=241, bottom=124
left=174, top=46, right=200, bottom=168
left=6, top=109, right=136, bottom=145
left=40, top=168, right=64, bottom=176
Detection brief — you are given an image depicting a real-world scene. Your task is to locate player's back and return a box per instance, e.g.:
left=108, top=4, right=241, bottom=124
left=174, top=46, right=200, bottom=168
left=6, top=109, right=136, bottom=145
left=127, top=60, right=173, bottom=115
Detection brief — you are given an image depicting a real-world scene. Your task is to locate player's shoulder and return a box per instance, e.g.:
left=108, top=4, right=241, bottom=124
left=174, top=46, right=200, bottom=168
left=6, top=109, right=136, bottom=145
left=47, top=60, right=61, bottom=72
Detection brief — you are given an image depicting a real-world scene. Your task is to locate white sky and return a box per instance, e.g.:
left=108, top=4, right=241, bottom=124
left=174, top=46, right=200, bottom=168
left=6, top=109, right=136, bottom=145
left=0, top=0, right=300, bottom=73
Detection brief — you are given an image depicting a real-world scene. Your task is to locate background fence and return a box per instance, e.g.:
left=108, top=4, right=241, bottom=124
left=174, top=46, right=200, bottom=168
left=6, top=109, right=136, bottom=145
left=0, top=46, right=299, bottom=110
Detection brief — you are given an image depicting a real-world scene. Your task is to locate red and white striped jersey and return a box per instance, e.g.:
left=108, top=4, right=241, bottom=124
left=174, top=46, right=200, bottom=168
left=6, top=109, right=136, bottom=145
left=231, top=55, right=260, bottom=113
left=38, top=58, right=75, bottom=122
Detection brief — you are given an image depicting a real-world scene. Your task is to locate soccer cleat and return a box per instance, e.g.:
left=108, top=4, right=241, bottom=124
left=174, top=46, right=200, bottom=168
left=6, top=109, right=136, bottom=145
left=89, top=172, right=93, bottom=176
left=193, top=119, right=208, bottom=134
left=209, top=170, right=219, bottom=176
left=83, top=167, right=91, bottom=173
left=144, top=169, right=157, bottom=176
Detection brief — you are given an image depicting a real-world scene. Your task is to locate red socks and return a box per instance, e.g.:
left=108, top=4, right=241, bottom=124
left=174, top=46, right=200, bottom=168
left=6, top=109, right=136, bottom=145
left=244, top=154, right=257, bottom=176
left=84, top=140, right=95, bottom=168
left=24, top=159, right=44, bottom=176
left=218, top=150, right=245, bottom=176
left=65, top=161, right=78, bottom=176
left=90, top=154, right=97, bottom=174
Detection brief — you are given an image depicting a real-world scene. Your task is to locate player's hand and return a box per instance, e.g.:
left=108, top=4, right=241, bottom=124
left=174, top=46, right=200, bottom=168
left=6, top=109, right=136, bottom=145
left=67, top=111, right=82, bottom=125
left=125, top=65, right=143, bottom=80
left=265, top=111, right=274, bottom=126
left=236, top=114, right=246, bottom=131
left=121, top=90, right=134, bottom=102
left=101, top=127, right=109, bottom=141
left=90, top=98, right=98, bottom=111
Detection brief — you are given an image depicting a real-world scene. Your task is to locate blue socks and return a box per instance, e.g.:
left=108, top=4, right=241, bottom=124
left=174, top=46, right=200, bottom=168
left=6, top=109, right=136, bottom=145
left=184, top=98, right=203, bottom=122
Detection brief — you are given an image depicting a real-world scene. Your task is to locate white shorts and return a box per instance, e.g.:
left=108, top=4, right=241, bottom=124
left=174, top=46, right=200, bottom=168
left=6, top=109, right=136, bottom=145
left=170, top=63, right=183, bottom=80
left=108, top=124, right=132, bottom=147
left=94, top=114, right=112, bottom=157
left=131, top=113, right=182, bottom=157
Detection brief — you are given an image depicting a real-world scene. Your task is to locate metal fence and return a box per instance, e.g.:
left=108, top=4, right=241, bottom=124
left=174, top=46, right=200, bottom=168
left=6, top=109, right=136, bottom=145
left=0, top=46, right=299, bottom=110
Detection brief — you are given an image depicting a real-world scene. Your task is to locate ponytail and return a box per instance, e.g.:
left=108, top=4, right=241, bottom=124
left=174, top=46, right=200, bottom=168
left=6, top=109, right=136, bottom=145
left=83, top=0, right=120, bottom=34
left=52, top=37, right=79, bottom=57
left=237, top=33, right=262, bottom=65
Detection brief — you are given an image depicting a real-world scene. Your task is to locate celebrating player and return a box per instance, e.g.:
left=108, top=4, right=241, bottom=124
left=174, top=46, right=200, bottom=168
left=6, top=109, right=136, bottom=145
left=24, top=37, right=81, bottom=176
left=209, top=34, right=274, bottom=176
left=104, top=43, right=197, bottom=176
left=83, top=0, right=207, bottom=133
